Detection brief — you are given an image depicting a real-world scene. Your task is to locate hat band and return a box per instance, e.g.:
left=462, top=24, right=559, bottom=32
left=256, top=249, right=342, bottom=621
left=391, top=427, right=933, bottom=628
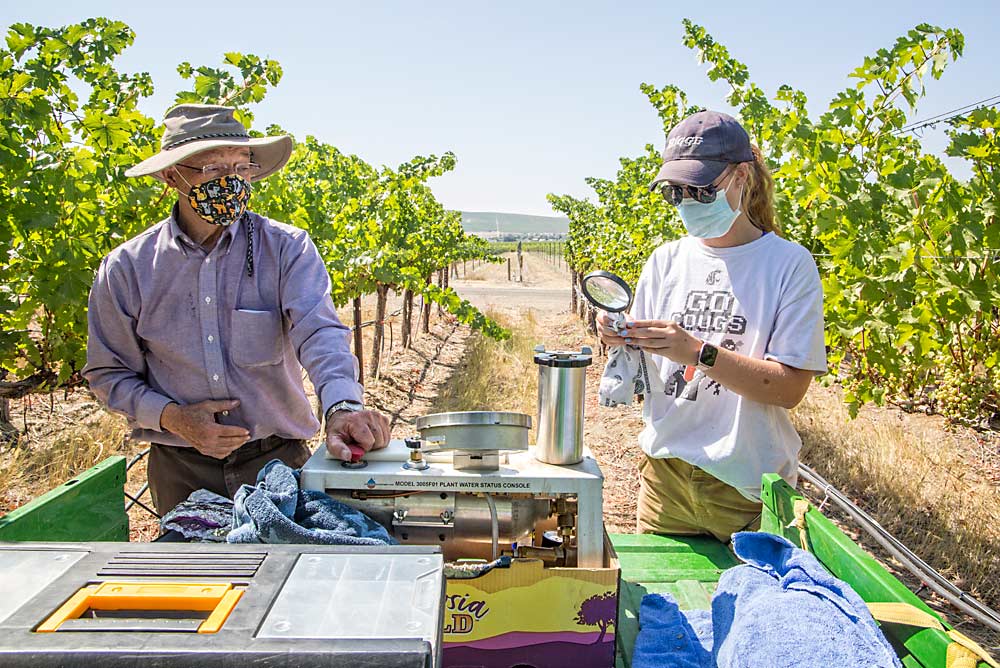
left=163, top=131, right=250, bottom=151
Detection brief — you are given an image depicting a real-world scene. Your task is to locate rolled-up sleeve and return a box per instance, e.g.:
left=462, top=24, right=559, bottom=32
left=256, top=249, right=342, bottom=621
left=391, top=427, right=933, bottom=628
left=280, top=232, right=364, bottom=414
left=82, top=257, right=173, bottom=431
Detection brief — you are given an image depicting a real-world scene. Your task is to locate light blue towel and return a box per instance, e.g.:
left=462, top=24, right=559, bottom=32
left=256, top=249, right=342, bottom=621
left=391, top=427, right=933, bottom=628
left=227, top=459, right=396, bottom=546
left=633, top=532, right=902, bottom=668
left=633, top=594, right=713, bottom=668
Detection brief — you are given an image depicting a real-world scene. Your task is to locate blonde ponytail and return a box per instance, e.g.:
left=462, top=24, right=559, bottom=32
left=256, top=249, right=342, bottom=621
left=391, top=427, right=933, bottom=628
left=742, top=145, right=780, bottom=235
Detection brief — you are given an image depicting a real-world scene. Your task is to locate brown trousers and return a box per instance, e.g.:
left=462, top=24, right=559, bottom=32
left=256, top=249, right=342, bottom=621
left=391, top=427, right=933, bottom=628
left=148, top=436, right=312, bottom=516
left=637, top=455, right=762, bottom=543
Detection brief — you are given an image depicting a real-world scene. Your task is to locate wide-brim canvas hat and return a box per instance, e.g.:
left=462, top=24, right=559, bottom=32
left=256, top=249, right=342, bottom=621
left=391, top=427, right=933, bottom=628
left=649, top=110, right=754, bottom=189
left=125, top=104, right=293, bottom=182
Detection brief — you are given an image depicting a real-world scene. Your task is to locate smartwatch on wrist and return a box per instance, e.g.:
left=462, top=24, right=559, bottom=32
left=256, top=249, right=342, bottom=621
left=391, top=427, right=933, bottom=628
left=324, top=400, right=363, bottom=423
left=696, top=341, right=719, bottom=371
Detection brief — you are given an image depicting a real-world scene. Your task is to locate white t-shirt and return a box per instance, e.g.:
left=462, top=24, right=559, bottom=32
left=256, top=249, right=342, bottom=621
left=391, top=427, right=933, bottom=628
left=631, top=232, right=827, bottom=500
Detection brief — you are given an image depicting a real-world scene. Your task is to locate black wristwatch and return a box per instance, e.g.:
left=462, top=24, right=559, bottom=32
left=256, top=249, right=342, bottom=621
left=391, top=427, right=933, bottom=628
left=324, top=400, right=363, bottom=423
left=696, top=341, right=719, bottom=371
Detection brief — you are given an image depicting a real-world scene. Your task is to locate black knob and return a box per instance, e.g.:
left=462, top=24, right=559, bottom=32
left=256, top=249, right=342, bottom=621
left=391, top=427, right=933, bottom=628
left=404, top=437, right=422, bottom=449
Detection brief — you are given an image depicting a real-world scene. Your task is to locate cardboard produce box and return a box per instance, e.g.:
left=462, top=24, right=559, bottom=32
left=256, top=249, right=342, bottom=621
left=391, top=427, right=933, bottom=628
left=442, top=534, right=620, bottom=668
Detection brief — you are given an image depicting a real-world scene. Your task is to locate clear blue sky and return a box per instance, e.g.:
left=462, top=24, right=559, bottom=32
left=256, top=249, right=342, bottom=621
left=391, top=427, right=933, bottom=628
left=4, top=1, right=997, bottom=216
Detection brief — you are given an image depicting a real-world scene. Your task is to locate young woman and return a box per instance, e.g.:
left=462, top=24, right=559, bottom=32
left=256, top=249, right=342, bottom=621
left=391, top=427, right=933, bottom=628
left=597, top=110, right=827, bottom=542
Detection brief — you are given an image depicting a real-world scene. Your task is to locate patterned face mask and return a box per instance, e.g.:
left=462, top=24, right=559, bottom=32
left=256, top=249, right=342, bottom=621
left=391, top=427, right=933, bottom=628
left=185, top=174, right=252, bottom=226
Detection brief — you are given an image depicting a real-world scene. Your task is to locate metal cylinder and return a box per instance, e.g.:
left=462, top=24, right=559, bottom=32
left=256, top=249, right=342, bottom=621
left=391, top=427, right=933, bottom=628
left=533, top=346, right=592, bottom=465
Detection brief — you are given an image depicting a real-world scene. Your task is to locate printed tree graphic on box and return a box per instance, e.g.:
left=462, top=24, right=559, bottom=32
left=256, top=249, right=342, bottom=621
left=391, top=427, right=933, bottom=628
left=574, top=592, right=616, bottom=644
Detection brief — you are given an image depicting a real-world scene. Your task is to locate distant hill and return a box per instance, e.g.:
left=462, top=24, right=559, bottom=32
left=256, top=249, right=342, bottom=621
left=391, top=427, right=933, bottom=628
left=461, top=211, right=569, bottom=236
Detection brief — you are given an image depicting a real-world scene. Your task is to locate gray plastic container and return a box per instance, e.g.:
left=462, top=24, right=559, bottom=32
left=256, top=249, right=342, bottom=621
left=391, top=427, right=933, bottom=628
left=0, top=542, right=444, bottom=668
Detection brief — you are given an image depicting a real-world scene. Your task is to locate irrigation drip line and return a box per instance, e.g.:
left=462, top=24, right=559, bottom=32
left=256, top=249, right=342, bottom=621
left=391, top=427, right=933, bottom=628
left=798, top=463, right=1000, bottom=634
left=126, top=447, right=150, bottom=472
left=350, top=306, right=404, bottom=331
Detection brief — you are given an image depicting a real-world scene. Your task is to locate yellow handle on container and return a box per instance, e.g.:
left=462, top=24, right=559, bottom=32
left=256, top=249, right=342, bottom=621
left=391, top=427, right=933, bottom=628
left=36, top=581, right=243, bottom=634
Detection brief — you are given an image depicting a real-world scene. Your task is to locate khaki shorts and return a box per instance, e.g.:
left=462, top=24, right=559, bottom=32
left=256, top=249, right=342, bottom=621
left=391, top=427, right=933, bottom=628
left=148, top=435, right=312, bottom=516
left=637, top=455, right=762, bottom=543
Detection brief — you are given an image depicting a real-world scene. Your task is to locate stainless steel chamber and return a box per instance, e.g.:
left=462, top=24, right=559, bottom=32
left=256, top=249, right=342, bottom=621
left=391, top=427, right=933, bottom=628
left=415, top=411, right=531, bottom=449
left=533, top=346, right=592, bottom=465
left=415, top=411, right=531, bottom=470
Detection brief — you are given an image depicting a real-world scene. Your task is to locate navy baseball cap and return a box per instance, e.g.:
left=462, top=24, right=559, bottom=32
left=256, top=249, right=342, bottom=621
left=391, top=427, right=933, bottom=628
left=649, top=111, right=754, bottom=189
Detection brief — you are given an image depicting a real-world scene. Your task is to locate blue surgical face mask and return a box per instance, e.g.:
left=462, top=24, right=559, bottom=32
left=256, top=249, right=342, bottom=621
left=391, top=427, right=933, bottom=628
left=677, top=176, right=743, bottom=239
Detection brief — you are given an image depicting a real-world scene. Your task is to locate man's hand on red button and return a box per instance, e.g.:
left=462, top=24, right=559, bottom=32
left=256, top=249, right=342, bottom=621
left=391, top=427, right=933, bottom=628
left=325, top=409, right=391, bottom=461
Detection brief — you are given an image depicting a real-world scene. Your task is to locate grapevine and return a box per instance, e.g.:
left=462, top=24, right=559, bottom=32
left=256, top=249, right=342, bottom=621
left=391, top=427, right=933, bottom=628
left=0, top=18, right=505, bottom=405
left=549, top=20, right=1000, bottom=424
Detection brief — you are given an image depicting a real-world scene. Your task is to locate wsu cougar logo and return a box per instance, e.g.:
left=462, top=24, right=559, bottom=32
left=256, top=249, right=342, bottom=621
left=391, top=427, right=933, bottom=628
left=671, top=290, right=747, bottom=335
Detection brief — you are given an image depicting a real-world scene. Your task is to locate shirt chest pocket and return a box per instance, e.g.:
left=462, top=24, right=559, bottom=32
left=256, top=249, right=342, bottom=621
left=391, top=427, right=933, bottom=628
left=230, top=308, right=285, bottom=367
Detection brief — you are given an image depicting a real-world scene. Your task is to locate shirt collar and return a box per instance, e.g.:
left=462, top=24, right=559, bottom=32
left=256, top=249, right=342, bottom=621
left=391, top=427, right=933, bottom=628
left=167, top=203, right=243, bottom=255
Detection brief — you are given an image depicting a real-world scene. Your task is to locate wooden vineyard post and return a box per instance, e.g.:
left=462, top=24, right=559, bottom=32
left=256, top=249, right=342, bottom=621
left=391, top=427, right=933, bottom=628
left=368, top=284, right=388, bottom=379
left=507, top=258, right=512, bottom=281
left=401, top=288, right=413, bottom=349
left=352, top=297, right=364, bottom=387
left=517, top=241, right=523, bottom=282
left=422, top=274, right=432, bottom=334
left=437, top=269, right=445, bottom=316
left=570, top=271, right=578, bottom=313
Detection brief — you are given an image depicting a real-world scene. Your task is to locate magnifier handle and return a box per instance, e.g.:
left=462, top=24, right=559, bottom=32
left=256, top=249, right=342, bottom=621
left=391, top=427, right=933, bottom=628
left=609, top=311, right=627, bottom=333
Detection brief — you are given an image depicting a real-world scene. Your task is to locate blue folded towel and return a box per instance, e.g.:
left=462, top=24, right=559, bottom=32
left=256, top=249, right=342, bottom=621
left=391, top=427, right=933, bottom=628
left=633, top=532, right=902, bottom=668
left=227, top=459, right=396, bottom=546
left=633, top=594, right=713, bottom=668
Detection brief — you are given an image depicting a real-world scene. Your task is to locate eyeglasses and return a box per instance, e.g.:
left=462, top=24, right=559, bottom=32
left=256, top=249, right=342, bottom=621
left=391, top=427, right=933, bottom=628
left=175, top=162, right=262, bottom=178
left=656, top=169, right=735, bottom=206
left=657, top=182, right=721, bottom=206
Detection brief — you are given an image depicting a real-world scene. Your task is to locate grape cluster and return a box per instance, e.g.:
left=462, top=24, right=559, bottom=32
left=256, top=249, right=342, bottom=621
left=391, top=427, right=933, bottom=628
left=934, top=367, right=990, bottom=424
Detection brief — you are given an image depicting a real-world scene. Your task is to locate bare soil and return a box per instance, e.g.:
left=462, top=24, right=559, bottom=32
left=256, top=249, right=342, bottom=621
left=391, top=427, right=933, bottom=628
left=450, top=252, right=573, bottom=313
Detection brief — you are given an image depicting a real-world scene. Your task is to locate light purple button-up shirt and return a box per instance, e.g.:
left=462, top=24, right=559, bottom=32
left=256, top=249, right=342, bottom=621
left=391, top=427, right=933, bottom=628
left=82, top=208, right=363, bottom=447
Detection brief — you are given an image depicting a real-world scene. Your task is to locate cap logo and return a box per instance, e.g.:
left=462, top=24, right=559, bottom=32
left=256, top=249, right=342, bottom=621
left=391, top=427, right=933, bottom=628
left=668, top=136, right=704, bottom=148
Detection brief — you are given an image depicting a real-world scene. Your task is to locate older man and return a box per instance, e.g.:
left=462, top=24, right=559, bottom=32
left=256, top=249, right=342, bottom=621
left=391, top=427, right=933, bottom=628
left=83, top=104, right=389, bottom=515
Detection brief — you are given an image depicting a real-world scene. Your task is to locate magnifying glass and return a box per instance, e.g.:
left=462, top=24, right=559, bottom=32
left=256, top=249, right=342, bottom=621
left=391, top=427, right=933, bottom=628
left=581, top=270, right=634, bottom=332
left=581, top=270, right=633, bottom=312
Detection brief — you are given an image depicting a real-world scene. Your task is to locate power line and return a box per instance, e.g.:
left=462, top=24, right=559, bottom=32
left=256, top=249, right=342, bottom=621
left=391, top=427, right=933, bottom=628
left=892, top=93, right=1000, bottom=135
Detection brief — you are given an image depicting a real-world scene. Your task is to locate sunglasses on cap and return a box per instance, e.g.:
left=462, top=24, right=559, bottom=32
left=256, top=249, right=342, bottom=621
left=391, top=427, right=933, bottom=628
left=656, top=168, right=736, bottom=206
